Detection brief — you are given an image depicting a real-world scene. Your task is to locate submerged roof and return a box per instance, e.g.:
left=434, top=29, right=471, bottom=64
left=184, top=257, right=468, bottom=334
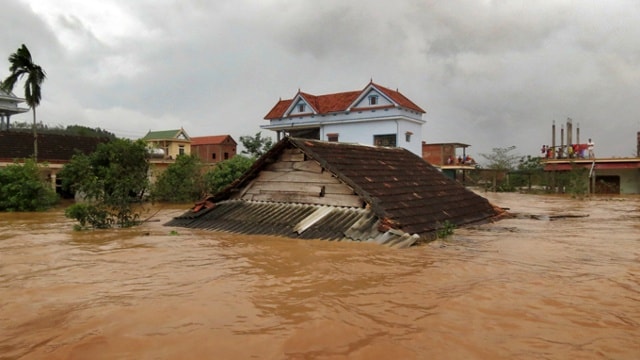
left=166, top=200, right=420, bottom=248
left=167, top=137, right=504, bottom=246
left=264, top=81, right=425, bottom=119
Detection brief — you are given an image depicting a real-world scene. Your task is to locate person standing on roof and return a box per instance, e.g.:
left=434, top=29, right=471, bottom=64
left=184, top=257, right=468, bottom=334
left=587, top=138, right=595, bottom=159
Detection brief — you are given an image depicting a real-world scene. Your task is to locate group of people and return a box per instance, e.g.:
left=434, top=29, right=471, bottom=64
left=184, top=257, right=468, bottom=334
left=447, top=155, right=476, bottom=165
left=541, top=138, right=595, bottom=159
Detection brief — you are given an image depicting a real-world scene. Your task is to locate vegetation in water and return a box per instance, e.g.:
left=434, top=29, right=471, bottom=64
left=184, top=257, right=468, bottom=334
left=152, top=154, right=205, bottom=202
left=436, top=220, right=456, bottom=239
left=0, top=159, right=58, bottom=211
left=59, top=139, right=149, bottom=229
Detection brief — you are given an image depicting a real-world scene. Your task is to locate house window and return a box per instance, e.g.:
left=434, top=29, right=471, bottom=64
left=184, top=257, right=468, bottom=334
left=327, top=133, right=339, bottom=142
left=224, top=152, right=229, bottom=160
left=178, top=145, right=185, bottom=155
left=212, top=153, right=216, bottom=160
left=405, top=131, right=413, bottom=142
left=373, top=134, right=396, bottom=147
left=298, top=104, right=305, bottom=112
left=289, top=128, right=320, bottom=140
left=369, top=95, right=378, bottom=106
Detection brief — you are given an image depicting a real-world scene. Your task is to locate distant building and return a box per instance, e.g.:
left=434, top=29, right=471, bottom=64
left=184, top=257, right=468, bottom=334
left=422, top=142, right=476, bottom=183
left=542, top=119, right=640, bottom=194
left=190, top=135, right=237, bottom=164
left=0, top=132, right=109, bottom=194
left=141, top=128, right=191, bottom=160
left=0, top=87, right=29, bottom=131
left=262, top=81, right=426, bottom=155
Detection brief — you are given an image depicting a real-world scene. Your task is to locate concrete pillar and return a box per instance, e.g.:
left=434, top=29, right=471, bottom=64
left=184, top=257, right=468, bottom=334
left=552, top=121, right=556, bottom=157
left=560, top=125, right=564, bottom=158
left=50, top=172, right=57, bottom=191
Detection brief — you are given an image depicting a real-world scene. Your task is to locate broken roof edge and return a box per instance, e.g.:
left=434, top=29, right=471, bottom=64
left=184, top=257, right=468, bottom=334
left=166, top=199, right=421, bottom=248
left=166, top=198, right=508, bottom=248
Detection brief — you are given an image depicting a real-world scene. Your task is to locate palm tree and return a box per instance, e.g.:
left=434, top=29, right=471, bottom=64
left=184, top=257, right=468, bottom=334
left=1, top=44, right=46, bottom=161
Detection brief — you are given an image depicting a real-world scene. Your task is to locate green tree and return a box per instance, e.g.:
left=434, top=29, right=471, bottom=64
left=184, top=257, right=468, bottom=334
left=480, top=145, right=520, bottom=170
left=1, top=44, right=46, bottom=160
left=239, top=132, right=273, bottom=158
left=59, top=139, right=149, bottom=229
left=152, top=154, right=205, bottom=202
left=204, top=155, right=254, bottom=194
left=0, top=159, right=58, bottom=211
left=511, top=155, right=546, bottom=190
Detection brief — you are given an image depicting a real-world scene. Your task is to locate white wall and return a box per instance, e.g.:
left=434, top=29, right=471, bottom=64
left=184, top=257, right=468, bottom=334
left=262, top=107, right=425, bottom=156
left=321, top=118, right=423, bottom=155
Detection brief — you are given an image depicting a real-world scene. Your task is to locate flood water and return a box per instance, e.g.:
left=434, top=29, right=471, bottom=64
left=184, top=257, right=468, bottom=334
left=1, top=192, right=639, bottom=359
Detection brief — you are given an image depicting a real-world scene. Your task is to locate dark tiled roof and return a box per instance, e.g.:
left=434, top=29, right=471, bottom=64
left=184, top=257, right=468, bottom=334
left=286, top=139, right=501, bottom=235
left=170, top=137, right=504, bottom=243
left=0, top=131, right=110, bottom=162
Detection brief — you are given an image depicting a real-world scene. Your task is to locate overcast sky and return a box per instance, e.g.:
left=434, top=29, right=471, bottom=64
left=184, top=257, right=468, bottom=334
left=2, top=0, right=639, bottom=162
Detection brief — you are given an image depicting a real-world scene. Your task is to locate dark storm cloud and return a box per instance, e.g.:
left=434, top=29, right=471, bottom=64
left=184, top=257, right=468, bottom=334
left=2, top=0, right=639, bottom=158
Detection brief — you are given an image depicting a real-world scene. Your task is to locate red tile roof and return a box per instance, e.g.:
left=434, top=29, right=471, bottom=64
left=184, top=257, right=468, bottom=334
left=190, top=135, right=236, bottom=146
left=264, top=82, right=425, bottom=119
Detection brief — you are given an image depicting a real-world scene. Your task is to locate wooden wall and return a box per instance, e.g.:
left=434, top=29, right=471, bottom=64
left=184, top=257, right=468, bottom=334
left=232, top=148, right=364, bottom=207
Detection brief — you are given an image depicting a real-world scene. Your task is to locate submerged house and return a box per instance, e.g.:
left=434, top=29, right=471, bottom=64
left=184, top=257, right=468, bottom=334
left=167, top=137, right=504, bottom=248
left=542, top=120, right=640, bottom=194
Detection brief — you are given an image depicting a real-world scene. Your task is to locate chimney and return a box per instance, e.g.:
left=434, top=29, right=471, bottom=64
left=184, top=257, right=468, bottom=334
left=577, top=122, right=580, bottom=144
left=637, top=131, right=640, bottom=157
left=566, top=118, right=573, bottom=146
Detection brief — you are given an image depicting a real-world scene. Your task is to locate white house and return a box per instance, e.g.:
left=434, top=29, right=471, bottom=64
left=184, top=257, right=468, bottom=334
left=0, top=87, right=29, bottom=130
left=261, top=81, right=426, bottom=155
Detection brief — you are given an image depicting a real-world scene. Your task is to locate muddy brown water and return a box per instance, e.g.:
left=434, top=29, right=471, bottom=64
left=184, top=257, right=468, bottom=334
left=1, top=192, right=639, bottom=359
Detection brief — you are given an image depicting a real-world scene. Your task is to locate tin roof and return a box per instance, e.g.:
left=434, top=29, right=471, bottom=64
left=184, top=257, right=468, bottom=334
left=166, top=200, right=420, bottom=248
left=167, top=137, right=504, bottom=245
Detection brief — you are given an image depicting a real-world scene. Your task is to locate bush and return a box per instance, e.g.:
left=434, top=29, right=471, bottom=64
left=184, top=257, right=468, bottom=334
left=0, top=159, right=58, bottom=211
left=204, top=155, right=254, bottom=194
left=152, top=154, right=205, bottom=202
left=59, top=139, right=149, bottom=228
left=64, top=202, right=139, bottom=230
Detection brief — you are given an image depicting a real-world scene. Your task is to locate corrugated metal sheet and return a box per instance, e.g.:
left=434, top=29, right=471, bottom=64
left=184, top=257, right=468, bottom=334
left=165, top=200, right=419, bottom=248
